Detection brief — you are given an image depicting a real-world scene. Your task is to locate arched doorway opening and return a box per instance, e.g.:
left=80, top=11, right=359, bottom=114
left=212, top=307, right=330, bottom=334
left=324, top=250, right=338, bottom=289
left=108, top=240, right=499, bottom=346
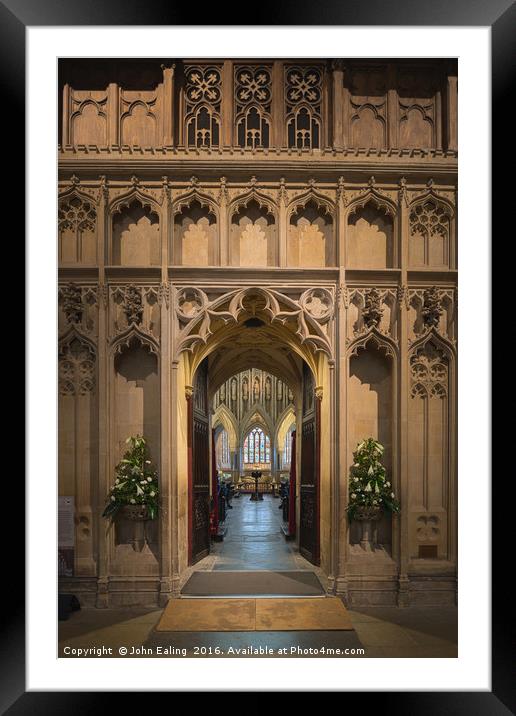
left=176, top=287, right=331, bottom=575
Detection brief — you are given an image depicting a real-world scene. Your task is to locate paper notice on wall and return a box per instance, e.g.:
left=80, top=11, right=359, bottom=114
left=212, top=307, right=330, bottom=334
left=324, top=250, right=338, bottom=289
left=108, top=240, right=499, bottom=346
left=58, top=496, right=74, bottom=577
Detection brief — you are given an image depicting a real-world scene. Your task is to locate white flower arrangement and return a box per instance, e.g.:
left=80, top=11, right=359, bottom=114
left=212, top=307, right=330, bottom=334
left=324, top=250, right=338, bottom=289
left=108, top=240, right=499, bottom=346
left=102, top=435, right=159, bottom=520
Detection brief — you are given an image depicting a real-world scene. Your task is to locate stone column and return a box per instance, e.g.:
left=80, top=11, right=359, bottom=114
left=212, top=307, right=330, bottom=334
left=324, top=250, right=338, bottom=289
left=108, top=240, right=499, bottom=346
left=96, top=180, right=110, bottom=607
left=446, top=71, right=458, bottom=152
left=336, top=270, right=349, bottom=598
left=107, top=83, right=119, bottom=147
left=170, top=284, right=181, bottom=595
left=387, top=64, right=398, bottom=150
left=222, top=60, right=233, bottom=148
left=162, top=65, right=175, bottom=147
left=278, top=178, right=287, bottom=267
left=219, top=177, right=229, bottom=266
left=397, top=179, right=410, bottom=607
left=332, top=60, right=344, bottom=151
left=159, top=184, right=173, bottom=605
left=61, top=84, right=70, bottom=146
left=272, top=60, right=284, bottom=148
left=336, top=177, right=346, bottom=266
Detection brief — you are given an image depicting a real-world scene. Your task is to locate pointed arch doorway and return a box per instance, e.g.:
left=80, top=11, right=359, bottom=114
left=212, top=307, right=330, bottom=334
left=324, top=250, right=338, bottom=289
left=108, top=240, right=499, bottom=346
left=182, top=289, right=328, bottom=570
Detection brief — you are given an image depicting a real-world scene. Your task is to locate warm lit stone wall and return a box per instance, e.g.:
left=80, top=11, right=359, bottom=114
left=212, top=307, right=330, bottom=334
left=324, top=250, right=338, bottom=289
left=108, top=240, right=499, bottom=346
left=58, top=57, right=457, bottom=608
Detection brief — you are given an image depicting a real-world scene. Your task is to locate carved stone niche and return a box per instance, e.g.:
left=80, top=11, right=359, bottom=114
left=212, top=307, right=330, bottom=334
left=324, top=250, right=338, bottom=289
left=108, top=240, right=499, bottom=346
left=58, top=283, right=98, bottom=337
left=230, top=199, right=277, bottom=267
left=110, top=284, right=161, bottom=340
left=174, top=200, right=217, bottom=267
left=288, top=200, right=334, bottom=268
left=408, top=287, right=455, bottom=343
left=112, top=201, right=160, bottom=266
left=348, top=288, right=397, bottom=342
left=347, top=202, right=394, bottom=269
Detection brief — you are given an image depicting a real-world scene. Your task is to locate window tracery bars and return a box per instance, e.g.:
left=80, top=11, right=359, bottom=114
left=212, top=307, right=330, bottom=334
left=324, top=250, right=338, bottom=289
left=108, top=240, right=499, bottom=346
left=283, top=425, right=295, bottom=467
left=234, top=65, right=272, bottom=149
left=285, top=65, right=323, bottom=150
left=184, top=65, right=222, bottom=148
left=243, top=427, right=270, bottom=464
left=216, top=429, right=230, bottom=467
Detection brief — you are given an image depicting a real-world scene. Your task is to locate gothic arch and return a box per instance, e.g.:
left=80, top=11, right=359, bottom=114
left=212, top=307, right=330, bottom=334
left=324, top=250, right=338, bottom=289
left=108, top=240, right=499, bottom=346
left=172, top=189, right=219, bottom=220
left=275, top=405, right=296, bottom=449
left=409, top=327, right=456, bottom=362
left=110, top=186, right=162, bottom=217
left=228, top=189, right=277, bottom=223
left=288, top=196, right=335, bottom=267
left=58, top=186, right=99, bottom=208
left=173, top=196, right=218, bottom=266
left=120, top=100, right=157, bottom=147
left=409, top=189, right=455, bottom=217
left=174, top=285, right=333, bottom=370
left=287, top=189, right=335, bottom=221
left=348, top=328, right=398, bottom=359
left=212, top=403, right=238, bottom=453
left=239, top=405, right=275, bottom=445
left=346, top=188, right=397, bottom=219
left=110, top=195, right=161, bottom=266
left=110, top=327, right=160, bottom=357
left=70, top=100, right=107, bottom=146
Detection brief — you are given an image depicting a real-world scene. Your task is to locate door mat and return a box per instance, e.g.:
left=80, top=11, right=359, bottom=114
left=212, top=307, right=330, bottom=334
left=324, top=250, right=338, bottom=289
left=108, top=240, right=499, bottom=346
left=181, top=570, right=325, bottom=597
left=155, top=597, right=353, bottom=632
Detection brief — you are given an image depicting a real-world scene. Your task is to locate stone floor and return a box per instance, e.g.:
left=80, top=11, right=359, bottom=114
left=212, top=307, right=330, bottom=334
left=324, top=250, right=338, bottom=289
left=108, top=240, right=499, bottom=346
left=59, top=496, right=458, bottom=658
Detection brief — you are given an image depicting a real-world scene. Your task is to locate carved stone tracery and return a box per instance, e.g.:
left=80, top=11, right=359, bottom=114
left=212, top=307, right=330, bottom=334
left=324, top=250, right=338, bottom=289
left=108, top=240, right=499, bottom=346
left=59, top=337, right=96, bottom=396
left=410, top=340, right=449, bottom=398
left=174, top=285, right=334, bottom=359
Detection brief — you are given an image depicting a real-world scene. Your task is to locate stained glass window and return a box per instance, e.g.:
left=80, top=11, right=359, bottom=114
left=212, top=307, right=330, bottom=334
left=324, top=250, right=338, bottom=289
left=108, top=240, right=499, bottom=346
left=243, top=427, right=270, bottom=464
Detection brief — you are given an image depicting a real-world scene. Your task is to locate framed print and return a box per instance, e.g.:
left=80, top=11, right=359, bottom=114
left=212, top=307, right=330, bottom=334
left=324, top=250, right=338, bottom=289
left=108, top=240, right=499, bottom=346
left=9, top=0, right=510, bottom=708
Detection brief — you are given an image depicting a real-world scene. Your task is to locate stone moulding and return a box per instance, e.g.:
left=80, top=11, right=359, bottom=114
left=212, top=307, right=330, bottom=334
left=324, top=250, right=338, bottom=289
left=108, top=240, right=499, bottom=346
left=173, top=285, right=335, bottom=360
left=347, top=326, right=398, bottom=359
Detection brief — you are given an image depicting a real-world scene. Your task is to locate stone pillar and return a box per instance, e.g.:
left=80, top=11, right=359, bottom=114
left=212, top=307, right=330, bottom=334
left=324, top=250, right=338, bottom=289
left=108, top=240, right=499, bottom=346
left=397, top=179, right=410, bottom=607
left=278, top=178, right=287, bottom=267
left=169, top=283, right=181, bottom=594
left=387, top=64, right=398, bottom=150
left=159, top=183, right=172, bottom=605
left=61, top=84, right=70, bottom=146
left=446, top=72, right=458, bottom=152
left=222, top=60, right=233, bottom=148
left=107, top=83, right=119, bottom=147
left=336, top=177, right=346, bottom=267
left=336, top=270, right=349, bottom=599
left=435, top=85, right=443, bottom=150
left=332, top=60, right=344, bottom=150
left=96, top=181, right=110, bottom=607
left=162, top=65, right=175, bottom=147
left=272, top=60, right=284, bottom=148
left=219, top=177, right=229, bottom=266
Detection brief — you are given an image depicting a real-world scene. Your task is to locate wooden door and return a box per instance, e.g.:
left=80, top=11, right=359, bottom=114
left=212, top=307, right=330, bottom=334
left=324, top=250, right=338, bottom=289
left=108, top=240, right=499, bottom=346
left=188, top=359, right=210, bottom=565
left=299, top=362, right=320, bottom=564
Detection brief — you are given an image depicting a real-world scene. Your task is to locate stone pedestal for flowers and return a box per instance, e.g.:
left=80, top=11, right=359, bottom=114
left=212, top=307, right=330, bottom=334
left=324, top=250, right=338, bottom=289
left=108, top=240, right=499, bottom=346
left=117, top=505, right=150, bottom=552
left=103, top=435, right=159, bottom=553
left=354, top=505, right=383, bottom=552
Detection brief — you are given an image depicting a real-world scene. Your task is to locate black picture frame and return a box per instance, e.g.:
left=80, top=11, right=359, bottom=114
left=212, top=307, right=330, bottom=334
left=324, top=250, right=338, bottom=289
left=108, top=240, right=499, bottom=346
left=8, top=0, right=510, bottom=709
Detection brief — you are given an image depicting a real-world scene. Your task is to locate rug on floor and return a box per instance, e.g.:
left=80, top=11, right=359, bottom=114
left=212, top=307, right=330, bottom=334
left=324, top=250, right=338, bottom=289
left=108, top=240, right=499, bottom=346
left=181, top=570, right=325, bottom=597
left=155, top=597, right=353, bottom=632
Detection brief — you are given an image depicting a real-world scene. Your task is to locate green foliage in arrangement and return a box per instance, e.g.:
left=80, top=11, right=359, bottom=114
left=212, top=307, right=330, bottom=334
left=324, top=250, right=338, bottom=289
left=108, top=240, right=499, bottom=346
left=347, top=438, right=400, bottom=522
left=102, top=435, right=159, bottom=520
